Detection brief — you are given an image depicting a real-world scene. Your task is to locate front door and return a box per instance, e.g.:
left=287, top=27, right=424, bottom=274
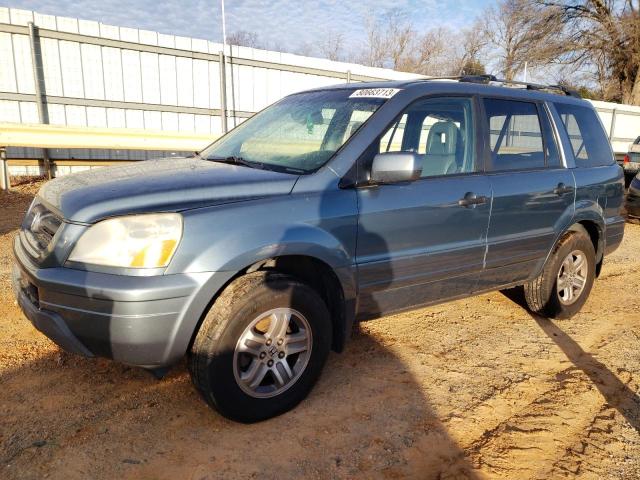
left=354, top=96, right=492, bottom=319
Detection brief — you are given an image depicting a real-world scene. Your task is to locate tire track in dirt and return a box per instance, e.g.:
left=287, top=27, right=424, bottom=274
left=445, top=259, right=640, bottom=479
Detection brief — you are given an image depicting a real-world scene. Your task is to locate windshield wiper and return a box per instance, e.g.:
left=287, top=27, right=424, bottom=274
left=207, top=156, right=265, bottom=169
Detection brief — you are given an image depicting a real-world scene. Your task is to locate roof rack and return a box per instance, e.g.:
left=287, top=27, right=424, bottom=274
left=419, top=74, right=582, bottom=99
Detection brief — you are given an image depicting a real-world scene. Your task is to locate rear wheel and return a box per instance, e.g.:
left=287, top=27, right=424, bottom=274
left=524, top=229, right=596, bottom=319
left=189, top=272, right=332, bottom=423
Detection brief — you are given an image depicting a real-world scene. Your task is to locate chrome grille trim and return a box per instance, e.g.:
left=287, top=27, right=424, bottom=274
left=19, top=199, right=62, bottom=261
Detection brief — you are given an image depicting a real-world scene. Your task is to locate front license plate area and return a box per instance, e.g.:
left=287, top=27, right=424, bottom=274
left=20, top=276, right=39, bottom=306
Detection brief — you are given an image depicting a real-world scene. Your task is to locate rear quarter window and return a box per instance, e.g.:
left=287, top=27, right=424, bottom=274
left=554, top=103, right=614, bottom=167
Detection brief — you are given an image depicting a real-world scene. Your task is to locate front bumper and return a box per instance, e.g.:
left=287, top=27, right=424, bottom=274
left=12, top=236, right=229, bottom=368
left=626, top=176, right=640, bottom=219
left=627, top=192, right=640, bottom=218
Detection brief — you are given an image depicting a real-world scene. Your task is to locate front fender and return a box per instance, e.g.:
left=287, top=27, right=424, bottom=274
left=168, top=188, right=358, bottom=276
left=215, top=223, right=353, bottom=273
left=161, top=192, right=359, bottom=362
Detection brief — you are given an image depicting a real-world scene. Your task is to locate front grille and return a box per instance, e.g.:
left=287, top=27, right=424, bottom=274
left=19, top=200, right=62, bottom=261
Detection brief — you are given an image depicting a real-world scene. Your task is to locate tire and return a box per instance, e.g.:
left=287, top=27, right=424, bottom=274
left=188, top=271, right=332, bottom=423
left=524, top=228, right=596, bottom=319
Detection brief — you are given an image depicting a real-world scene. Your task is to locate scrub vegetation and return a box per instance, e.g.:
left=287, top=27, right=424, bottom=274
left=231, top=0, right=640, bottom=105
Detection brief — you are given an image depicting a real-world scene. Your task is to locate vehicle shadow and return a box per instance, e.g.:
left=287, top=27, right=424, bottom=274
left=0, top=330, right=482, bottom=480
left=502, top=287, right=640, bottom=432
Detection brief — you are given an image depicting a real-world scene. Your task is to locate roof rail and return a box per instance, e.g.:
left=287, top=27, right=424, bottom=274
left=419, top=74, right=582, bottom=99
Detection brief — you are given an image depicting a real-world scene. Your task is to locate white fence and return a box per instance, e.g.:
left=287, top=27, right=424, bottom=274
left=0, top=7, right=416, bottom=135
left=590, top=100, right=640, bottom=155
left=0, top=6, right=639, bottom=178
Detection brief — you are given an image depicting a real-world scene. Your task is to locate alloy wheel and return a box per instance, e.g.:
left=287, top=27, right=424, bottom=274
left=233, top=308, right=312, bottom=398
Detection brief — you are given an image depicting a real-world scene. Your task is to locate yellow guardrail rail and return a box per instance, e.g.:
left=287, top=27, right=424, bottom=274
left=0, top=122, right=216, bottom=150
left=0, top=122, right=218, bottom=190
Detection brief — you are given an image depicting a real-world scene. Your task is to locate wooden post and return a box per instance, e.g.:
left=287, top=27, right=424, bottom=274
left=0, top=148, right=9, bottom=191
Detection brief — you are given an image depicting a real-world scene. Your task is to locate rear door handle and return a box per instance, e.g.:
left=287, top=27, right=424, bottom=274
left=458, top=192, right=488, bottom=208
left=554, top=183, right=574, bottom=196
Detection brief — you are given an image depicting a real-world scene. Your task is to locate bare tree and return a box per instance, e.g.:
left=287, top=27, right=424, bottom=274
left=361, top=14, right=393, bottom=68
left=227, top=30, right=261, bottom=48
left=541, top=0, right=640, bottom=104
left=360, top=11, right=479, bottom=76
left=483, top=0, right=565, bottom=80
left=294, top=41, right=314, bottom=57
left=318, top=33, right=345, bottom=61
left=385, top=11, right=415, bottom=70
left=409, top=27, right=460, bottom=76
left=457, top=22, right=489, bottom=74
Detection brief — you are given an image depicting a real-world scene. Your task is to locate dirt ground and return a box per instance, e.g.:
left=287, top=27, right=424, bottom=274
left=1, top=181, right=639, bottom=480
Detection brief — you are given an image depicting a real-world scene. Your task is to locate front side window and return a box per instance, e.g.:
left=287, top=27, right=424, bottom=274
left=371, top=97, right=476, bottom=178
left=554, top=103, right=613, bottom=167
left=483, top=98, right=546, bottom=171
left=200, top=90, right=386, bottom=173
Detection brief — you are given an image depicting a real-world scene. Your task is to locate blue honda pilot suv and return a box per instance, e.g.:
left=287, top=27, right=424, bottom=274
left=13, top=76, right=625, bottom=422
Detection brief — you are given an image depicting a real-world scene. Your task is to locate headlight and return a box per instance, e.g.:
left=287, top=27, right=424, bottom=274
left=68, top=213, right=183, bottom=268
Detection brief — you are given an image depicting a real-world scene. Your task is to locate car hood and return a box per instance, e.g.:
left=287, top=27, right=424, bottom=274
left=38, top=157, right=299, bottom=223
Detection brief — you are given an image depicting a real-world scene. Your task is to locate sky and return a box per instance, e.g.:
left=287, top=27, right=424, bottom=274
left=2, top=0, right=493, bottom=58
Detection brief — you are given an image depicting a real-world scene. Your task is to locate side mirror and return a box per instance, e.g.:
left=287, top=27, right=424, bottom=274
left=370, top=152, right=422, bottom=184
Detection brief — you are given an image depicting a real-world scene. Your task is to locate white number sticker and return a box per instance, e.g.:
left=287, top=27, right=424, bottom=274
left=349, top=88, right=400, bottom=99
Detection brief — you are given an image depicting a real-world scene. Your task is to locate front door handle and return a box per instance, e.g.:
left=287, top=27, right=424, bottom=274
left=458, top=192, right=488, bottom=208
left=554, top=183, right=574, bottom=196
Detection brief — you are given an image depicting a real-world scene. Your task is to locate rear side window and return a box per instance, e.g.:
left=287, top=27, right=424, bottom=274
left=554, top=103, right=613, bottom=167
left=483, top=98, right=545, bottom=171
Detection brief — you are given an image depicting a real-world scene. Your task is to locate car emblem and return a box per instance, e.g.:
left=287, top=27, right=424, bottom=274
left=30, top=210, right=43, bottom=234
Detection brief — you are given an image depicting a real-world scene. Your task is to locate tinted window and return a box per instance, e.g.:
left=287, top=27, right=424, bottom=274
left=483, top=98, right=545, bottom=171
left=375, top=97, right=476, bottom=178
left=554, top=103, right=613, bottom=167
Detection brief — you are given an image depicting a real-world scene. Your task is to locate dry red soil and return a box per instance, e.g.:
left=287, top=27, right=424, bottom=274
left=1, top=181, right=639, bottom=479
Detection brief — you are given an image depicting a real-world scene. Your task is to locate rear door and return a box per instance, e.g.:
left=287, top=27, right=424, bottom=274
left=354, top=96, right=492, bottom=318
left=479, top=97, right=575, bottom=289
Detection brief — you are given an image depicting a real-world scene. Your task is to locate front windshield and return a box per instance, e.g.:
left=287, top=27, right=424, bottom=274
left=200, top=89, right=387, bottom=173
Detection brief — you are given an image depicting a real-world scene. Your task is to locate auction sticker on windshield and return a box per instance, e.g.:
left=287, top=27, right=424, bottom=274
left=349, top=88, right=400, bottom=99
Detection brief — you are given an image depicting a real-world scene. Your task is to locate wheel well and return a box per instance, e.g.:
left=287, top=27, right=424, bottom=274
left=249, top=255, right=347, bottom=352
left=571, top=220, right=603, bottom=276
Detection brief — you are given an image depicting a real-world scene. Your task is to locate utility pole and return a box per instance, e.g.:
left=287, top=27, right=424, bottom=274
left=220, top=0, right=228, bottom=133
left=28, top=22, right=53, bottom=178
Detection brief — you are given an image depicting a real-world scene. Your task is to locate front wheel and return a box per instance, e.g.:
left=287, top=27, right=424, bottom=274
left=524, top=229, right=596, bottom=319
left=189, top=272, right=332, bottom=423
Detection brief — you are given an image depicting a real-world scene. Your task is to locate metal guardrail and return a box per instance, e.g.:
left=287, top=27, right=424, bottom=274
left=0, top=122, right=215, bottom=150
left=0, top=122, right=217, bottom=190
